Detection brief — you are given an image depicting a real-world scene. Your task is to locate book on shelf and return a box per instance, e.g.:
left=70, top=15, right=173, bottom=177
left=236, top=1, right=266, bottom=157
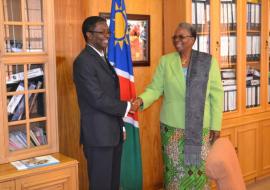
left=221, top=69, right=236, bottom=79
left=246, top=79, right=260, bottom=86
left=11, top=155, right=60, bottom=170
left=246, top=35, right=260, bottom=61
left=9, top=131, right=27, bottom=151
left=246, top=76, right=253, bottom=81
left=221, top=69, right=237, bottom=112
left=222, top=79, right=236, bottom=86
left=6, top=68, right=44, bottom=85
left=246, top=3, right=261, bottom=30
left=223, top=84, right=237, bottom=112
left=192, top=0, right=210, bottom=45
left=11, top=97, right=25, bottom=121
left=29, top=81, right=43, bottom=115
left=11, top=82, right=37, bottom=121
left=245, top=68, right=260, bottom=107
left=32, top=125, right=47, bottom=145
left=5, top=40, right=23, bottom=53
left=220, top=35, right=237, bottom=62
left=224, top=89, right=237, bottom=112
left=220, top=1, right=236, bottom=30
left=28, top=125, right=47, bottom=147
left=193, top=35, right=209, bottom=53
left=246, top=86, right=260, bottom=107
left=15, top=131, right=27, bottom=147
left=252, top=69, right=260, bottom=78
left=246, top=68, right=260, bottom=80
left=30, top=129, right=41, bottom=146
left=7, top=82, right=24, bottom=114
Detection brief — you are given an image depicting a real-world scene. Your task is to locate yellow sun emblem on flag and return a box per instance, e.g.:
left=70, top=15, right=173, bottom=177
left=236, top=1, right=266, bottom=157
left=114, top=3, right=129, bottom=49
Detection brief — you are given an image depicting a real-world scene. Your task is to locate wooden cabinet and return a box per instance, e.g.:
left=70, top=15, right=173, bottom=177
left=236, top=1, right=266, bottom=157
left=220, top=127, right=236, bottom=146
left=220, top=123, right=259, bottom=181
left=237, top=123, right=259, bottom=180
left=0, top=153, right=79, bottom=190
left=0, top=181, right=15, bottom=190
left=259, top=119, right=270, bottom=177
left=0, top=0, right=58, bottom=163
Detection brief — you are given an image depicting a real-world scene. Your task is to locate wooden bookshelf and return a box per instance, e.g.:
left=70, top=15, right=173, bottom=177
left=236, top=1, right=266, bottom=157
left=0, top=1, right=78, bottom=189
left=0, top=0, right=59, bottom=163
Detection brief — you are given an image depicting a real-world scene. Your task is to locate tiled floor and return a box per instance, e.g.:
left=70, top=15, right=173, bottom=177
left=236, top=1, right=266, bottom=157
left=247, top=177, right=270, bottom=190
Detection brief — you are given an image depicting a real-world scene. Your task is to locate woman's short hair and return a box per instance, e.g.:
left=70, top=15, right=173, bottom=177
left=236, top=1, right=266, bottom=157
left=82, top=16, right=106, bottom=41
left=178, top=22, right=197, bottom=40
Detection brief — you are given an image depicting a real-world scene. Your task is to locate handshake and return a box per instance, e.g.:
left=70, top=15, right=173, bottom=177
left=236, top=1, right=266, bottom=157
left=129, top=97, right=143, bottom=114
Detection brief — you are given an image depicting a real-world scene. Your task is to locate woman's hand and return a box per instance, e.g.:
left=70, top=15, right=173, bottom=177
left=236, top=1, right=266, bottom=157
left=129, top=97, right=143, bottom=113
left=209, top=130, right=220, bottom=144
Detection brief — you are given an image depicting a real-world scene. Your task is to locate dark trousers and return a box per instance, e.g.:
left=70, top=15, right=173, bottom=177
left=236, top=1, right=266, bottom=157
left=83, top=143, right=122, bottom=190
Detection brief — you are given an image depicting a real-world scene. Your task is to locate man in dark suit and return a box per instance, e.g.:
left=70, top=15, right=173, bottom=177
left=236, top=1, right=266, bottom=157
left=73, top=16, right=134, bottom=190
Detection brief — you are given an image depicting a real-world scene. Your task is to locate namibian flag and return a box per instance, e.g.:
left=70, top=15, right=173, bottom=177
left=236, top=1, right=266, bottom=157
left=108, top=0, right=142, bottom=189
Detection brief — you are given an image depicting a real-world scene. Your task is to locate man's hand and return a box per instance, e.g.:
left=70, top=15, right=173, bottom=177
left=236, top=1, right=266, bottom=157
left=209, top=130, right=220, bottom=144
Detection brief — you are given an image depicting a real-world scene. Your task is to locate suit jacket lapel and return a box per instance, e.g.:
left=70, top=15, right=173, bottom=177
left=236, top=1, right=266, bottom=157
left=85, top=45, right=115, bottom=77
left=169, top=53, right=186, bottom=92
left=105, top=57, right=117, bottom=76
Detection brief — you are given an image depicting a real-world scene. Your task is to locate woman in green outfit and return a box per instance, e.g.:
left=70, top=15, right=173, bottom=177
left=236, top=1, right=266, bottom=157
left=133, top=22, right=223, bottom=189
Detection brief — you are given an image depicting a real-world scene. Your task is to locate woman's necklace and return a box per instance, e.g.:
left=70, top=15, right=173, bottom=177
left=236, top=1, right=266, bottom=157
left=181, top=57, right=190, bottom=67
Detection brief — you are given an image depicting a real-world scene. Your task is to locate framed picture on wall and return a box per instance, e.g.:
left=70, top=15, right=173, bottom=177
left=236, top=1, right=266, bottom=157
left=100, top=13, right=150, bottom=66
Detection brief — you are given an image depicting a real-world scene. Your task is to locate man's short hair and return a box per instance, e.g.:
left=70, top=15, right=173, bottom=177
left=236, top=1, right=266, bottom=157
left=82, top=16, right=107, bottom=41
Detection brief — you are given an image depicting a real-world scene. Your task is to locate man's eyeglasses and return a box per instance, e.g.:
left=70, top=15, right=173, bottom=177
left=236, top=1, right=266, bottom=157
left=172, top=35, right=193, bottom=41
left=88, top=30, right=111, bottom=36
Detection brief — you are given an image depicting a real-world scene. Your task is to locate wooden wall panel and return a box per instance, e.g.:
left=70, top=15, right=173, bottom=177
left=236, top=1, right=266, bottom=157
left=54, top=0, right=88, bottom=190
left=55, top=0, right=164, bottom=189
left=163, top=0, right=189, bottom=54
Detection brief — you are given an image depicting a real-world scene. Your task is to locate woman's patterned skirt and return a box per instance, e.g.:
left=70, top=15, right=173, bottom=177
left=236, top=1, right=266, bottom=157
left=160, top=123, right=211, bottom=190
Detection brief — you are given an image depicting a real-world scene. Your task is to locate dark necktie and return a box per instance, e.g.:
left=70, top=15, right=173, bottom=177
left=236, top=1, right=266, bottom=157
left=101, top=56, right=113, bottom=70
left=101, top=55, right=107, bottom=63
left=101, top=56, right=117, bottom=80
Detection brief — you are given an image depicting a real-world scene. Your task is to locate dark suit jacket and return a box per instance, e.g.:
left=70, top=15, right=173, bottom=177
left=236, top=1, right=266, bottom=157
left=73, top=45, right=127, bottom=147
